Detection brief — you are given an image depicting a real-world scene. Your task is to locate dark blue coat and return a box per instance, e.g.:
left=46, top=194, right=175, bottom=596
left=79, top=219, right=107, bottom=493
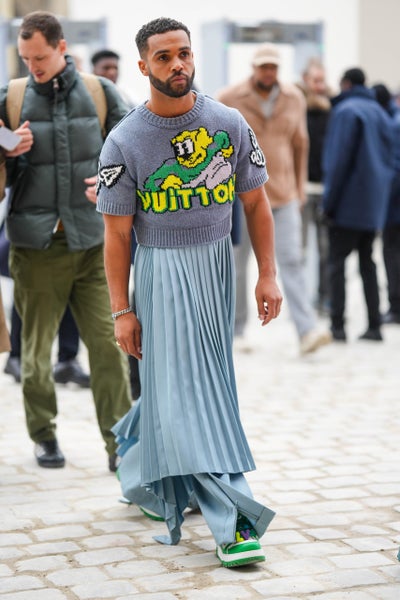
left=386, top=108, right=400, bottom=226
left=322, top=85, right=395, bottom=231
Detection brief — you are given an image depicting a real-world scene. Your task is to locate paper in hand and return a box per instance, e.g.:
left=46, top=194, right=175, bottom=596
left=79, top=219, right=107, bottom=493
left=0, top=126, right=21, bottom=151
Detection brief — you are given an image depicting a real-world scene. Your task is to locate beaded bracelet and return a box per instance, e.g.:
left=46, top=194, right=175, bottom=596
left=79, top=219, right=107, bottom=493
left=111, top=306, right=133, bottom=320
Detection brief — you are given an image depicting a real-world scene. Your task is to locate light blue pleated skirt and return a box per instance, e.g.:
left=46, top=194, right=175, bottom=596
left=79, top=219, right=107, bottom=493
left=113, top=236, right=275, bottom=545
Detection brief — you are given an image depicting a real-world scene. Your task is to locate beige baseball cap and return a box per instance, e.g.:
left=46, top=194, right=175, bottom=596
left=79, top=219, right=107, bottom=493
left=252, top=43, right=280, bottom=67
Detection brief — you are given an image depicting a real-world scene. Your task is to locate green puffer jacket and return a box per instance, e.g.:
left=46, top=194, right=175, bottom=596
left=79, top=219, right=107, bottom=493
left=0, top=55, right=129, bottom=250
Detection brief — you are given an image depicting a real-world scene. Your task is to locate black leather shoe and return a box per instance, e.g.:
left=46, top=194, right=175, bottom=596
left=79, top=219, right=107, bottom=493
left=331, top=327, right=347, bottom=341
left=381, top=311, right=400, bottom=325
left=359, top=328, right=383, bottom=341
left=108, top=453, right=121, bottom=473
left=53, top=358, right=90, bottom=388
left=34, top=439, right=65, bottom=468
left=4, top=356, right=21, bottom=383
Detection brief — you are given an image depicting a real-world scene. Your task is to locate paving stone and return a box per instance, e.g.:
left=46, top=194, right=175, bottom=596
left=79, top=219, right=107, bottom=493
left=364, top=496, right=400, bottom=508
left=305, top=528, right=349, bottom=541
left=377, top=564, right=400, bottom=580
left=81, top=533, right=135, bottom=549
left=311, top=592, right=374, bottom=600
left=25, top=541, right=81, bottom=555
left=286, top=541, right=353, bottom=558
left=209, top=562, right=270, bottom=584
left=105, top=560, right=168, bottom=578
left=318, top=488, right=370, bottom=500
left=71, top=580, right=138, bottom=599
left=180, top=584, right=257, bottom=598
left=350, top=525, right=391, bottom=535
left=317, top=476, right=369, bottom=489
left=136, top=571, right=196, bottom=592
left=74, top=547, right=136, bottom=566
left=0, top=592, right=67, bottom=600
left=0, top=547, right=24, bottom=559
left=115, top=594, right=178, bottom=600
left=329, top=552, right=393, bottom=569
left=46, top=567, right=108, bottom=586
left=0, top=575, right=44, bottom=593
left=316, top=567, right=387, bottom=588
left=271, top=479, right=319, bottom=491
left=0, top=533, right=32, bottom=546
left=0, top=517, right=34, bottom=531
left=40, top=511, right=93, bottom=525
left=0, top=565, right=13, bottom=576
left=262, top=530, right=310, bottom=545
left=93, top=519, right=148, bottom=533
left=33, top=524, right=91, bottom=542
left=15, top=554, right=69, bottom=572
left=343, top=537, right=399, bottom=552
left=362, top=587, right=400, bottom=600
left=252, top=574, right=325, bottom=596
left=269, top=556, right=334, bottom=576
left=297, top=514, right=351, bottom=527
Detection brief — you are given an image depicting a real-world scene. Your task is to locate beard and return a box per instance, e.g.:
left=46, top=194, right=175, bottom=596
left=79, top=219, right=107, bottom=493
left=255, top=79, right=275, bottom=93
left=148, top=68, right=196, bottom=98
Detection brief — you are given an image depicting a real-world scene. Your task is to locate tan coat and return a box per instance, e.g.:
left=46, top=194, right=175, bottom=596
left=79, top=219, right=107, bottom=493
left=217, top=78, right=309, bottom=208
left=0, top=283, right=10, bottom=353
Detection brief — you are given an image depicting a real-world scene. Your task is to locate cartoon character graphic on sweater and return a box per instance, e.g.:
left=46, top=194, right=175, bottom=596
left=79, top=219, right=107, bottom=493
left=144, top=127, right=234, bottom=192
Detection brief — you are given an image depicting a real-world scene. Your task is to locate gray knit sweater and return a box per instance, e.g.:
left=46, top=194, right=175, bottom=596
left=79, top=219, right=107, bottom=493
left=97, top=93, right=268, bottom=248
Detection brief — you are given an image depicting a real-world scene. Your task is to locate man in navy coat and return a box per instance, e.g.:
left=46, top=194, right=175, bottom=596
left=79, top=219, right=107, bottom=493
left=322, top=68, right=394, bottom=341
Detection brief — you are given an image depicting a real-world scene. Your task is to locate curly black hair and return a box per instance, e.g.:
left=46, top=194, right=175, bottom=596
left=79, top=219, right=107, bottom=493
left=135, top=17, right=191, bottom=58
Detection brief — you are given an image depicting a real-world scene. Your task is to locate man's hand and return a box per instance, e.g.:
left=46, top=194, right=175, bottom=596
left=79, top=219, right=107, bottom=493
left=4, top=121, right=33, bottom=157
left=255, top=275, right=283, bottom=327
left=114, top=312, right=142, bottom=360
left=84, top=176, right=97, bottom=204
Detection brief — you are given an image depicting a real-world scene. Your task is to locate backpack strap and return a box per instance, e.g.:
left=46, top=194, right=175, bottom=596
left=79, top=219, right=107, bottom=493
left=80, top=72, right=107, bottom=138
left=1, top=78, right=27, bottom=202
left=6, top=74, right=107, bottom=137
left=6, top=77, right=28, bottom=131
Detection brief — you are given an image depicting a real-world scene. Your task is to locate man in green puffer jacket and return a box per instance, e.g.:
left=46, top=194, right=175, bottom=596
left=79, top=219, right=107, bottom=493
left=0, top=10, right=132, bottom=471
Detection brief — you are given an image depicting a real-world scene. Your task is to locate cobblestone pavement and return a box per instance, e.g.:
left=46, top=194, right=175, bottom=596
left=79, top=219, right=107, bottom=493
left=0, top=252, right=399, bottom=599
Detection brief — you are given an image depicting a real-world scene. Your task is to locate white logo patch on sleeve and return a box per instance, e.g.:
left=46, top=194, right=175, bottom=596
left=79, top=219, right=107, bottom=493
left=98, top=164, right=126, bottom=190
left=248, top=129, right=266, bottom=168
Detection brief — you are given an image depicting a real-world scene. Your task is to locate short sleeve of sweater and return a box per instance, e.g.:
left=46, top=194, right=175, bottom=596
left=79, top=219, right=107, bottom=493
left=96, top=136, right=136, bottom=216
left=233, top=112, right=269, bottom=193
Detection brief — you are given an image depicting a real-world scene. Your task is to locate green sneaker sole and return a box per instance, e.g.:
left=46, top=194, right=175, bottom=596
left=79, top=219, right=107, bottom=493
left=139, top=505, right=165, bottom=521
left=216, top=543, right=265, bottom=568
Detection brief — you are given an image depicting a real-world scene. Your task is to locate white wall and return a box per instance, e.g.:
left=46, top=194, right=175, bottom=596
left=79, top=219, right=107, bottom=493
left=68, top=0, right=360, bottom=102
left=359, top=0, right=400, bottom=91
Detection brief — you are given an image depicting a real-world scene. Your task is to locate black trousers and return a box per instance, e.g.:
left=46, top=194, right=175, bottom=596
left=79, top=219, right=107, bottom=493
left=382, top=224, right=400, bottom=315
left=328, top=226, right=380, bottom=330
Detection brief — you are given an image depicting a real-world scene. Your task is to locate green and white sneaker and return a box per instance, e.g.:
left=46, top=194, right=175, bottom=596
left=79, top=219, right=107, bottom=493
left=139, top=505, right=165, bottom=522
left=216, top=514, right=265, bottom=568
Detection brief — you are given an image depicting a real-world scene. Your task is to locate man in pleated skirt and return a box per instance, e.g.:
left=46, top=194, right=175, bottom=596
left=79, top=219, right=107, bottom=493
left=96, top=17, right=283, bottom=568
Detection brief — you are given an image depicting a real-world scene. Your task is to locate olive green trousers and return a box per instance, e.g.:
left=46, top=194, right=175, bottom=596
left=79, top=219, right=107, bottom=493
left=9, top=233, right=132, bottom=455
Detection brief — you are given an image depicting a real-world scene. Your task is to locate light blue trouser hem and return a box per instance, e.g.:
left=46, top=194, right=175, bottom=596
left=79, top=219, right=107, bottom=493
left=118, top=441, right=275, bottom=546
